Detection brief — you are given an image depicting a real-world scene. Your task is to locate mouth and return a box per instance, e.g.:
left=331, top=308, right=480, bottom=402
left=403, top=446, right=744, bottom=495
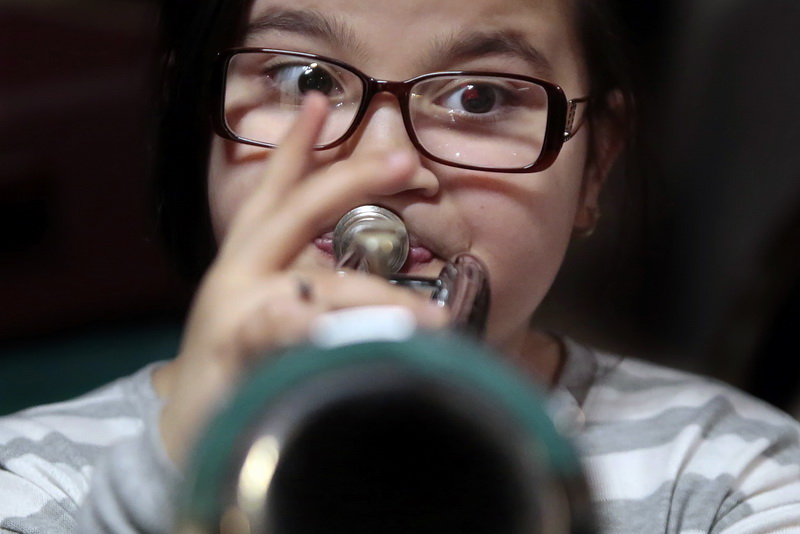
left=314, top=231, right=437, bottom=274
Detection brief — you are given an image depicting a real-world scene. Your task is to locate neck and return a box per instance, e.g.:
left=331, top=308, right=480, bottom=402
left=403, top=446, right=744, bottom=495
left=499, top=329, right=565, bottom=389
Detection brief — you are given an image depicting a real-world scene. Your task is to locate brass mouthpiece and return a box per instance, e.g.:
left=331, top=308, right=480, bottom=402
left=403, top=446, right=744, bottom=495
left=333, top=206, right=409, bottom=277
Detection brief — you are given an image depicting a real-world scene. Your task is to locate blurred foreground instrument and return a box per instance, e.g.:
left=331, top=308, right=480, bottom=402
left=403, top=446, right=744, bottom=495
left=175, top=206, right=595, bottom=534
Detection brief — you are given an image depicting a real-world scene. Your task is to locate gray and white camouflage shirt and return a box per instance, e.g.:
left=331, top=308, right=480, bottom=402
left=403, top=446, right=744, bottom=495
left=1, top=339, right=799, bottom=533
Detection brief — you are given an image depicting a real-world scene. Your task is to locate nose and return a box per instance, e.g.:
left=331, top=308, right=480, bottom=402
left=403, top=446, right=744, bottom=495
left=342, top=93, right=440, bottom=198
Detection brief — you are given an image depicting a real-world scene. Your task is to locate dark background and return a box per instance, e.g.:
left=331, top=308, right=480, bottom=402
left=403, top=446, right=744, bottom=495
left=0, top=0, right=190, bottom=412
left=1, top=0, right=799, bottom=416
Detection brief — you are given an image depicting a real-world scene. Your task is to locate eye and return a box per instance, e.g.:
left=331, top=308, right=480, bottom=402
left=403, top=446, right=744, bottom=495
left=295, top=63, right=335, bottom=94
left=441, top=83, right=502, bottom=114
left=265, top=61, right=343, bottom=98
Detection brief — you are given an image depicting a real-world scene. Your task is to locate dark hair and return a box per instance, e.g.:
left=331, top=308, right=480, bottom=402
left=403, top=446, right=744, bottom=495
left=575, top=0, right=635, bottom=137
left=153, top=0, right=635, bottom=281
left=154, top=0, right=251, bottom=280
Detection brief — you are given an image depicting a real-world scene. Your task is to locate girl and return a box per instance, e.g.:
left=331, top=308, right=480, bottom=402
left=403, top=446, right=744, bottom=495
left=1, top=0, right=799, bottom=532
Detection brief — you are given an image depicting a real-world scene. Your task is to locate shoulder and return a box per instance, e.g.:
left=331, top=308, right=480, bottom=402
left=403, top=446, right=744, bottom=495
left=562, top=339, right=800, bottom=533
left=572, top=343, right=799, bottom=440
left=0, top=361, right=163, bottom=451
left=0, top=363, right=163, bottom=533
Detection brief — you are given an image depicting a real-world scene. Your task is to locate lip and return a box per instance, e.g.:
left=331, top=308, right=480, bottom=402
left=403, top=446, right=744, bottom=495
left=314, top=231, right=437, bottom=274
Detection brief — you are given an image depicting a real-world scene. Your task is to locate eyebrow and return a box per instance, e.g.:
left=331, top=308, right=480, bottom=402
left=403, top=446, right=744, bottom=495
left=244, top=9, right=552, bottom=78
left=243, top=8, right=364, bottom=56
left=426, top=30, right=554, bottom=78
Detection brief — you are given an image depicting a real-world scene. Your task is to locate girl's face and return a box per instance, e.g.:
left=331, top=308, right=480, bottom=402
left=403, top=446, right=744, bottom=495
left=207, top=0, right=615, bottom=353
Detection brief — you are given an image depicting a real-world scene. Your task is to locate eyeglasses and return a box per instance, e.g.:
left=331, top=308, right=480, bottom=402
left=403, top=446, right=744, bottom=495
left=211, top=49, right=590, bottom=173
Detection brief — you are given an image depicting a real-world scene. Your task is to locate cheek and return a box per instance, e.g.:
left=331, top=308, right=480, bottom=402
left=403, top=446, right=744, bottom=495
left=464, top=148, right=588, bottom=337
left=207, top=138, right=271, bottom=243
left=480, top=194, right=573, bottom=328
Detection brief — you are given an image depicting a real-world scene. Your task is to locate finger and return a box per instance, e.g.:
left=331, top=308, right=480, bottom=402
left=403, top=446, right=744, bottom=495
left=225, top=92, right=331, bottom=249
left=232, top=288, right=320, bottom=356
left=200, top=270, right=448, bottom=362
left=308, top=271, right=447, bottom=326
left=259, top=91, right=330, bottom=193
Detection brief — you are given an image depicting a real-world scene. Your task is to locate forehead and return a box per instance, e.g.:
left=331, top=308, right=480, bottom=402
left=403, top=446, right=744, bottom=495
left=241, top=0, right=586, bottom=87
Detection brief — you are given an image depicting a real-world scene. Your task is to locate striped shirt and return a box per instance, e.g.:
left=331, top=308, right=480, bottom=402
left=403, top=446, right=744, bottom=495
left=0, top=340, right=799, bottom=533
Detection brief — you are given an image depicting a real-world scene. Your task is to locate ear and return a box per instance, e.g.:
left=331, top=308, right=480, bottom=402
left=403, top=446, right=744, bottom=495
left=573, top=89, right=628, bottom=235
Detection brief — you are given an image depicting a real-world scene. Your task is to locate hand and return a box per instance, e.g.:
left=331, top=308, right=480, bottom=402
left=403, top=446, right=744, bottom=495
left=157, top=93, right=448, bottom=467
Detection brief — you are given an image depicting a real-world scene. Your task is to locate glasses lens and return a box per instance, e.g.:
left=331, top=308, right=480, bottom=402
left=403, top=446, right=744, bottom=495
left=223, top=52, right=364, bottom=147
left=409, top=75, right=550, bottom=169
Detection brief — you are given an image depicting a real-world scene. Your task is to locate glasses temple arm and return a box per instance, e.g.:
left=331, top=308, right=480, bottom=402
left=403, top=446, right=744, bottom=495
left=564, top=97, right=591, bottom=142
